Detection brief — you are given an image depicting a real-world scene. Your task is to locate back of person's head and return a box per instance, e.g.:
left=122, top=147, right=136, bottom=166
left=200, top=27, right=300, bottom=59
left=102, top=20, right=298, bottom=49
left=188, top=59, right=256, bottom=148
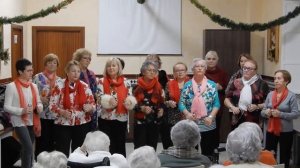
left=127, top=146, right=160, bottom=168
left=34, top=151, right=67, bottom=168
left=171, top=119, right=200, bottom=148
left=83, top=131, right=110, bottom=153
left=237, top=122, right=263, bottom=141
left=226, top=127, right=262, bottom=164
left=16, top=58, right=32, bottom=75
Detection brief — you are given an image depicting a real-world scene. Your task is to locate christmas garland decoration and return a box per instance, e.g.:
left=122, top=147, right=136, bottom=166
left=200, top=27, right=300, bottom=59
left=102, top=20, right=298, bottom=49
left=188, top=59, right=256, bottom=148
left=190, top=0, right=300, bottom=31
left=0, top=0, right=74, bottom=24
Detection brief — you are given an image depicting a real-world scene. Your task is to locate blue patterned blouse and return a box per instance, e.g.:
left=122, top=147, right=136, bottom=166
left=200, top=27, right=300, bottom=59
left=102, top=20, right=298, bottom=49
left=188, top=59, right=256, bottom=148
left=178, top=79, right=220, bottom=132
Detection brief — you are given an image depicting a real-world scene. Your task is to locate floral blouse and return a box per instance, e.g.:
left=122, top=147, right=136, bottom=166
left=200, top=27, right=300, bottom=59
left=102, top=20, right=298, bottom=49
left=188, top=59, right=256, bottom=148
left=178, top=79, right=220, bottom=132
left=33, top=72, right=63, bottom=120
left=49, top=79, right=96, bottom=126
left=96, top=77, right=133, bottom=122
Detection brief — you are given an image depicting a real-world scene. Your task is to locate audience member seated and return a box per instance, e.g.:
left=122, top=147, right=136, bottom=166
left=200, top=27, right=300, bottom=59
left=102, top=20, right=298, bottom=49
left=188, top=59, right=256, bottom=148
left=158, top=119, right=211, bottom=168
left=33, top=151, right=67, bottom=168
left=127, top=146, right=160, bottom=168
left=225, top=125, right=273, bottom=168
left=68, top=131, right=128, bottom=168
left=223, top=122, right=277, bottom=166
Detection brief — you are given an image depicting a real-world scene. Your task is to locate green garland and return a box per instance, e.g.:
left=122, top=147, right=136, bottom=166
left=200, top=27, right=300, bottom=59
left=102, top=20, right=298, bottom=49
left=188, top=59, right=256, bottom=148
left=190, top=0, right=300, bottom=31
left=0, top=0, right=74, bottom=24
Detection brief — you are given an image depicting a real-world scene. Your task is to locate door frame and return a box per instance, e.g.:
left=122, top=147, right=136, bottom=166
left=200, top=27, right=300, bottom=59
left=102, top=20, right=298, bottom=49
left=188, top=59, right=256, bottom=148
left=11, top=24, right=23, bottom=80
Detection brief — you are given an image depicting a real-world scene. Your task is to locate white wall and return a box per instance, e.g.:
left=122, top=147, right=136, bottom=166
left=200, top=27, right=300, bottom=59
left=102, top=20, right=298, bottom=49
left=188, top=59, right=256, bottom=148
left=0, top=0, right=26, bottom=79
left=0, top=0, right=286, bottom=79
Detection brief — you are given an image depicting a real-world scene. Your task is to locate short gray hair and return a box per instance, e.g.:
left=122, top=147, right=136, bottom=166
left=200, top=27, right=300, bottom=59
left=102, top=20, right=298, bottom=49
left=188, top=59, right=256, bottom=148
left=226, top=127, right=262, bottom=164
left=83, top=131, right=110, bottom=153
left=191, top=58, right=207, bottom=70
left=205, top=50, right=219, bottom=60
left=237, top=122, right=263, bottom=141
left=140, top=61, right=158, bottom=74
left=128, top=146, right=161, bottom=168
left=171, top=119, right=200, bottom=148
left=33, top=151, right=67, bottom=168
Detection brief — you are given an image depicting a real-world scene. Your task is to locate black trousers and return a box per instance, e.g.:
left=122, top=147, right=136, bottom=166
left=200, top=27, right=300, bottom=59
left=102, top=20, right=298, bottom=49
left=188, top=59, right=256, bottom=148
left=265, top=131, right=294, bottom=168
left=54, top=122, right=91, bottom=157
left=134, top=122, right=159, bottom=150
left=159, top=122, right=173, bottom=149
left=35, top=119, right=55, bottom=158
left=98, top=118, right=127, bottom=156
left=1, top=136, right=21, bottom=168
left=200, top=129, right=217, bottom=157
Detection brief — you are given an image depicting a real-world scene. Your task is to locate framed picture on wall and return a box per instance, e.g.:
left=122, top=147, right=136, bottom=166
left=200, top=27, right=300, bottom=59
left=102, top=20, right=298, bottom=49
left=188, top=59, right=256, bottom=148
left=267, top=26, right=280, bottom=63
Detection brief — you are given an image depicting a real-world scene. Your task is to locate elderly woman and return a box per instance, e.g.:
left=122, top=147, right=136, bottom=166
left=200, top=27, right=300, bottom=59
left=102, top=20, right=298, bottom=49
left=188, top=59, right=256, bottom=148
left=33, top=53, right=62, bottom=157
left=145, top=54, right=168, bottom=90
left=68, top=131, right=128, bottom=168
left=223, top=122, right=277, bottom=166
left=224, top=60, right=269, bottom=129
left=225, top=53, right=253, bottom=94
left=97, top=57, right=136, bottom=156
left=205, top=50, right=229, bottom=147
left=178, top=58, right=220, bottom=157
left=162, top=62, right=190, bottom=149
left=33, top=151, right=67, bottom=168
left=4, top=59, right=43, bottom=168
left=158, top=119, right=211, bottom=168
left=49, top=60, right=95, bottom=156
left=128, top=146, right=161, bottom=168
left=262, top=70, right=300, bottom=168
left=133, top=60, right=164, bottom=150
left=73, top=48, right=98, bottom=130
left=225, top=125, right=273, bottom=168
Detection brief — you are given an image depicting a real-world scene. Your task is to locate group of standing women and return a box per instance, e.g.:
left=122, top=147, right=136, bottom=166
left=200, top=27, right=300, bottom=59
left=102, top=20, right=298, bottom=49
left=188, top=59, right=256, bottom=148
left=3, top=49, right=299, bottom=168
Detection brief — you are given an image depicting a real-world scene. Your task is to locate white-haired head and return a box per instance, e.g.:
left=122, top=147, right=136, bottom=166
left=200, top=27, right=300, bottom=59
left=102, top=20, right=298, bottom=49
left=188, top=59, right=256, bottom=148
left=127, top=146, right=160, bottom=168
left=33, top=151, right=67, bottom=168
left=171, top=119, right=200, bottom=148
left=83, top=131, right=110, bottom=153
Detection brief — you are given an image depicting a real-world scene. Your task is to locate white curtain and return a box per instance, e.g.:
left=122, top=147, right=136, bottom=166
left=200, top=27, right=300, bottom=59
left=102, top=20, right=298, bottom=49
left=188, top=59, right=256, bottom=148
left=98, top=0, right=181, bottom=54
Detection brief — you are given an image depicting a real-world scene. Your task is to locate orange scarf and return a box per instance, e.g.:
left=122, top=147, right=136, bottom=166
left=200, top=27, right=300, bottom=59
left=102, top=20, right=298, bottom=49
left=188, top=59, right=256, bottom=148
left=14, top=79, right=37, bottom=124
left=134, top=77, right=163, bottom=104
left=268, top=87, right=288, bottom=136
left=168, top=77, right=189, bottom=102
left=43, top=70, right=57, bottom=91
left=103, top=76, right=128, bottom=114
left=63, top=79, right=86, bottom=110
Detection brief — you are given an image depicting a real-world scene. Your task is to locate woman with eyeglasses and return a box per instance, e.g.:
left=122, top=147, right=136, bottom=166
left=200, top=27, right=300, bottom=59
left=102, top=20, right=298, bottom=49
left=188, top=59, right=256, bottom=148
left=204, top=51, right=228, bottom=149
left=133, top=61, right=164, bottom=150
left=224, top=60, right=269, bottom=130
left=262, top=70, right=299, bottom=168
left=178, top=58, right=220, bottom=158
left=73, top=48, right=98, bottom=130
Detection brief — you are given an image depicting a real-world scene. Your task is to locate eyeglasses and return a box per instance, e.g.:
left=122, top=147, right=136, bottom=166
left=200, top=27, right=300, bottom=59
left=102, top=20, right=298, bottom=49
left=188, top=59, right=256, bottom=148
left=242, top=66, right=256, bottom=71
left=206, top=58, right=217, bottom=61
left=82, top=57, right=91, bottom=61
left=175, top=69, right=186, bottom=73
left=146, top=69, right=157, bottom=73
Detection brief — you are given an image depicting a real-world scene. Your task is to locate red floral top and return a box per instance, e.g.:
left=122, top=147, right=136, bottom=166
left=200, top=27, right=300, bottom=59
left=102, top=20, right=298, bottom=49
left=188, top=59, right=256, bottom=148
left=49, top=79, right=96, bottom=126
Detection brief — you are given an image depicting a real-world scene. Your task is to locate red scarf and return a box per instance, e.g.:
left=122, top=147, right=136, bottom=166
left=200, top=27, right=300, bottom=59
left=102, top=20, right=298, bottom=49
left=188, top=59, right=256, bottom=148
left=134, top=77, right=163, bottom=104
left=168, top=77, right=189, bottom=102
left=43, top=69, right=57, bottom=90
left=63, top=79, right=86, bottom=110
left=103, top=76, right=128, bottom=114
left=267, top=87, right=288, bottom=136
left=14, top=79, right=37, bottom=124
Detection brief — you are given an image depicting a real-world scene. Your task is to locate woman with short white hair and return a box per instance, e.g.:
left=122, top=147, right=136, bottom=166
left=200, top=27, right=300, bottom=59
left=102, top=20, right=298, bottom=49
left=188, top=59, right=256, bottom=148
left=128, top=146, right=160, bottom=168
left=178, top=58, right=220, bottom=158
left=33, top=151, right=68, bottom=168
left=225, top=127, right=273, bottom=168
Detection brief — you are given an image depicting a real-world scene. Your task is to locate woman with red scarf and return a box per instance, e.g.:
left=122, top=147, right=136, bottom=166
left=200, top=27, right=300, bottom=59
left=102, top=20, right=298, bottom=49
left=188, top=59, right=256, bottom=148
left=33, top=53, right=62, bottom=157
left=262, top=70, right=300, bottom=168
left=49, top=60, right=95, bottom=157
left=133, top=61, right=164, bottom=150
left=97, top=58, right=136, bottom=156
left=162, top=62, right=189, bottom=149
left=4, top=59, right=43, bottom=168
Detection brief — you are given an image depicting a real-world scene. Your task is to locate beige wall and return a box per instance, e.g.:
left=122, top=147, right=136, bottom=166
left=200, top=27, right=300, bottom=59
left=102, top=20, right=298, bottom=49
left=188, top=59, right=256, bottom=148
left=0, top=0, right=26, bottom=79
left=0, top=0, right=283, bottom=79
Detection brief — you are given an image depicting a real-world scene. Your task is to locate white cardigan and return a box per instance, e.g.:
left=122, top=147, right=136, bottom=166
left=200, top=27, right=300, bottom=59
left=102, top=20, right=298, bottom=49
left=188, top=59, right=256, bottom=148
left=4, top=82, right=43, bottom=127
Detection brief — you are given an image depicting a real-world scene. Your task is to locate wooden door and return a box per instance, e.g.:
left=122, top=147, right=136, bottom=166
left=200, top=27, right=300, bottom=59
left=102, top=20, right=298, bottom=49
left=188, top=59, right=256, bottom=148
left=204, top=29, right=250, bottom=142
left=32, top=26, right=85, bottom=77
left=11, top=24, right=23, bottom=80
